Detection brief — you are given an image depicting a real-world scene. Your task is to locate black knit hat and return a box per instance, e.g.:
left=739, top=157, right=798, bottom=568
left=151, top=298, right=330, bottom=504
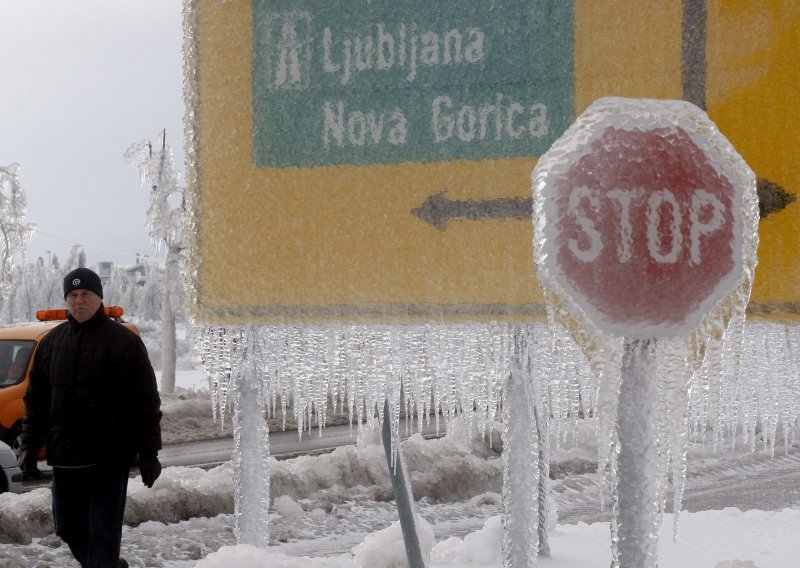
left=63, top=268, right=103, bottom=299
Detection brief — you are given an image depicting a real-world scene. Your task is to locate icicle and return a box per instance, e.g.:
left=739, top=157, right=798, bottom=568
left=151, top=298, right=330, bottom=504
left=594, top=343, right=623, bottom=512
left=705, top=335, right=725, bottom=451
left=652, top=337, right=692, bottom=541
left=784, top=325, right=800, bottom=449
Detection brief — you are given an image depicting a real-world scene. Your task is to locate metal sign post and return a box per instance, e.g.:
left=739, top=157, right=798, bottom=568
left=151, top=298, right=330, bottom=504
left=614, top=339, right=658, bottom=565
left=382, top=399, right=425, bottom=568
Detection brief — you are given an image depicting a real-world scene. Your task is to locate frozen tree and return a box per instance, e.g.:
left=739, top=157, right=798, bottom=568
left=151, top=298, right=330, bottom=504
left=28, top=258, right=63, bottom=313
left=138, top=265, right=166, bottom=323
left=103, top=266, right=137, bottom=311
left=63, top=244, right=86, bottom=272
left=125, top=131, right=186, bottom=393
left=0, top=164, right=36, bottom=322
left=4, top=264, right=34, bottom=322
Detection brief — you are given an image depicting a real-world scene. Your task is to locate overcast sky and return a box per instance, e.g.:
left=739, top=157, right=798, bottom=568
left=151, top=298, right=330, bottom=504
left=1, top=1, right=185, bottom=268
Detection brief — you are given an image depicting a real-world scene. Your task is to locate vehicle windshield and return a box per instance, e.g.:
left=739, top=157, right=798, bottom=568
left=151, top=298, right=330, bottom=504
left=0, top=341, right=35, bottom=388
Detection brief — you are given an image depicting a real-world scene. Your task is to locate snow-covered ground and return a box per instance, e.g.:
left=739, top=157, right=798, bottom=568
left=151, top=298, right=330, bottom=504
left=0, top=369, right=798, bottom=567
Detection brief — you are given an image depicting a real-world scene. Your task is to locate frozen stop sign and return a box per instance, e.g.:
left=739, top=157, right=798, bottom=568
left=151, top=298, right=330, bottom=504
left=533, top=98, right=756, bottom=338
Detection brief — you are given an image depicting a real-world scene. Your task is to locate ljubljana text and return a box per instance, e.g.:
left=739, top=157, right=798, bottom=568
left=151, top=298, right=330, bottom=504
left=322, top=23, right=485, bottom=85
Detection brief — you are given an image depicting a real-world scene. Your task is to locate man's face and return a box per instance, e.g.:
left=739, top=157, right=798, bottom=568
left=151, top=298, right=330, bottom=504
left=65, top=289, right=102, bottom=323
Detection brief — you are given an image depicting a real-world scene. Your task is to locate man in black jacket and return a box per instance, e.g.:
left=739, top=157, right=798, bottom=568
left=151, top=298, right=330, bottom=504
left=20, top=267, right=162, bottom=568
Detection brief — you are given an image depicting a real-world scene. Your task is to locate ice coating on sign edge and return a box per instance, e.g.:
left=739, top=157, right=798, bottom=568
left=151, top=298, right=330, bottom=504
left=533, top=97, right=761, bottom=561
left=182, top=0, right=203, bottom=326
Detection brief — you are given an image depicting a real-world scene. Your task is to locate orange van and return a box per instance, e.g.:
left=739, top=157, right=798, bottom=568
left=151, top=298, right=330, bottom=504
left=0, top=306, right=137, bottom=460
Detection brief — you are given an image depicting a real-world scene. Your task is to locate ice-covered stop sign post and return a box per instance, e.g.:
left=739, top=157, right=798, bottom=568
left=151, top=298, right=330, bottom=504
left=534, top=97, right=754, bottom=339
left=533, top=97, right=757, bottom=568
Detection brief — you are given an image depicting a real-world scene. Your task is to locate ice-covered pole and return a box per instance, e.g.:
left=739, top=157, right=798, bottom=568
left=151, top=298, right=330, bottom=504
left=614, top=339, right=659, bottom=566
left=502, top=327, right=549, bottom=567
left=232, top=326, right=271, bottom=547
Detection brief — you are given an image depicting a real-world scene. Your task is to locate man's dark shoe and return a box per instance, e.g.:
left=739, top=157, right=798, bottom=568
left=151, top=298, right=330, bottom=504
left=118, top=559, right=129, bottom=568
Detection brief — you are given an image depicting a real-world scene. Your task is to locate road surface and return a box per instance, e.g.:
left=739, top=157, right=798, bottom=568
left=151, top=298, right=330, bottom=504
left=22, top=418, right=443, bottom=489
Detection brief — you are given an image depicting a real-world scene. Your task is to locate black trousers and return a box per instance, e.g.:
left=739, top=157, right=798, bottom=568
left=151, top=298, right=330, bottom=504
left=51, top=464, right=130, bottom=568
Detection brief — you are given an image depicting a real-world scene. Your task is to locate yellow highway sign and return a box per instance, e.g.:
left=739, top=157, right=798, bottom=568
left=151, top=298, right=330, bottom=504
left=186, top=0, right=797, bottom=324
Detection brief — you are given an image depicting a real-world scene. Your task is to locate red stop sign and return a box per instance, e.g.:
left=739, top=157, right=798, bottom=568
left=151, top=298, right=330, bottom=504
left=534, top=98, right=756, bottom=338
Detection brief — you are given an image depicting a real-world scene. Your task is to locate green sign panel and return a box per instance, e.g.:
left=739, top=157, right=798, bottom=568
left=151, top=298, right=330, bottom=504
left=252, top=0, right=574, bottom=168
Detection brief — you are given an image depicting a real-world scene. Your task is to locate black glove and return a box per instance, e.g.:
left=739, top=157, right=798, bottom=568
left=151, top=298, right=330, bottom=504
left=139, top=455, right=162, bottom=488
left=19, top=447, right=41, bottom=481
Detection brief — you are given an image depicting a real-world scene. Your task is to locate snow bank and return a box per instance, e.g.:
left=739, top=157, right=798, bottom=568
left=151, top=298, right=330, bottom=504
left=351, top=515, right=436, bottom=568
left=194, top=508, right=800, bottom=568
left=402, top=433, right=502, bottom=501
left=0, top=488, right=52, bottom=543
left=125, top=465, right=234, bottom=526
left=271, top=428, right=500, bottom=504
left=198, top=545, right=353, bottom=567
left=160, top=391, right=232, bottom=444
left=0, top=430, right=498, bottom=544
left=271, top=444, right=393, bottom=502
left=0, top=465, right=234, bottom=544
